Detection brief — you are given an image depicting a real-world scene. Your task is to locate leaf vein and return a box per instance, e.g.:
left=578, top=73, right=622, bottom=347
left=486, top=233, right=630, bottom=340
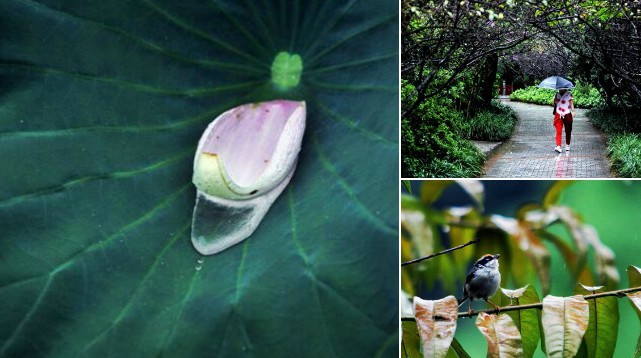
left=312, top=137, right=396, bottom=237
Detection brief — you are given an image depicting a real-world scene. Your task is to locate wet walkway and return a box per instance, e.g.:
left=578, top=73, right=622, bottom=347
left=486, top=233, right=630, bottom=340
left=483, top=101, right=613, bottom=178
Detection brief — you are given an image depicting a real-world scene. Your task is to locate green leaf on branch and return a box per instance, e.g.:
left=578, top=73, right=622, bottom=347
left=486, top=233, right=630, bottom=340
left=627, top=266, right=641, bottom=358
left=446, top=338, right=471, bottom=358
left=402, top=321, right=423, bottom=358
left=626, top=292, right=641, bottom=358
left=499, top=285, right=541, bottom=358
left=574, top=284, right=619, bottom=358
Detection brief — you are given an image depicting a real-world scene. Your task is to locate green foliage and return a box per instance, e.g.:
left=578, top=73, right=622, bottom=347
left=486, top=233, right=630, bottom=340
left=499, top=286, right=541, bottom=358
left=402, top=181, right=618, bottom=300
left=510, top=85, right=604, bottom=108
left=510, top=87, right=557, bottom=105
left=587, top=108, right=641, bottom=135
left=402, top=81, right=485, bottom=178
left=0, top=1, right=398, bottom=357
left=460, top=100, right=517, bottom=141
left=575, top=285, right=619, bottom=358
left=587, top=109, right=641, bottom=177
left=607, top=135, right=641, bottom=177
left=402, top=181, right=641, bottom=357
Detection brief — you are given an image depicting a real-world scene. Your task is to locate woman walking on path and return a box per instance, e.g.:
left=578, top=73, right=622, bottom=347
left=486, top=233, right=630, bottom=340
left=553, top=89, right=575, bottom=152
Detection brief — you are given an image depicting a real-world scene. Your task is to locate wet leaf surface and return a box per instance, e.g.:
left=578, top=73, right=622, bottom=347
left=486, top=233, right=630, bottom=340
left=0, top=1, right=398, bottom=356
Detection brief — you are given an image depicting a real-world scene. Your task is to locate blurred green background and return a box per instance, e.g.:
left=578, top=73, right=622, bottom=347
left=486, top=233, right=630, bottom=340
left=408, top=180, right=641, bottom=357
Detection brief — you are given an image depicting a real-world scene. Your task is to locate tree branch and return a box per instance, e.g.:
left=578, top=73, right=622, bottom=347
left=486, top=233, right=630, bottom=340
left=400, top=286, right=641, bottom=321
left=401, top=238, right=480, bottom=267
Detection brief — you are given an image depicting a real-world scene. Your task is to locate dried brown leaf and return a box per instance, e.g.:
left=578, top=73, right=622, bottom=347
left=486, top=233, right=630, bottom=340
left=627, top=291, right=641, bottom=321
left=401, top=291, right=414, bottom=318
left=456, top=180, right=484, bottom=210
left=414, top=296, right=458, bottom=358
left=542, top=295, right=589, bottom=358
left=401, top=208, right=434, bottom=257
left=549, top=207, right=619, bottom=287
left=476, top=313, right=523, bottom=358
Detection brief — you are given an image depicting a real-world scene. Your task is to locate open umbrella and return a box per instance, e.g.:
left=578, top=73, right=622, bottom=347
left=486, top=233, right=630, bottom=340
left=538, top=76, right=575, bottom=90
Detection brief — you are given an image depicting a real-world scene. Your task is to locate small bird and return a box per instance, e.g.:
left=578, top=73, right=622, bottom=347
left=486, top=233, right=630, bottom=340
left=458, top=254, right=501, bottom=315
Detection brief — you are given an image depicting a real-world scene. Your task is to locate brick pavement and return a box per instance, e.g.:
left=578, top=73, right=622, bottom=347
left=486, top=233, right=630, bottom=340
left=483, top=101, right=613, bottom=178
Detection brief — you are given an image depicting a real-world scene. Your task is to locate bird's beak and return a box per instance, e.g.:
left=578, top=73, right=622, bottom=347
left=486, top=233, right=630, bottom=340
left=493, top=254, right=500, bottom=259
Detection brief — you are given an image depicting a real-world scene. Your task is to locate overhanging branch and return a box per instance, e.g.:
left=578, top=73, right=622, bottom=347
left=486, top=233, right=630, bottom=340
left=401, top=238, right=480, bottom=267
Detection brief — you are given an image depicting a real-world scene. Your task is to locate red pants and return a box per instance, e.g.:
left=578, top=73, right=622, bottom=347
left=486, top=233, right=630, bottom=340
left=554, top=113, right=573, bottom=146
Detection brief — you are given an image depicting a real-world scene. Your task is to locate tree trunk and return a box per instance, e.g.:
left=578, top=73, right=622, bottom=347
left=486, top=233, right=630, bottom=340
left=477, top=53, right=499, bottom=108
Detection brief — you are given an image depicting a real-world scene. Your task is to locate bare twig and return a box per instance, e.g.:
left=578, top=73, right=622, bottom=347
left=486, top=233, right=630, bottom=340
left=400, top=286, right=641, bottom=321
left=401, top=238, right=480, bottom=267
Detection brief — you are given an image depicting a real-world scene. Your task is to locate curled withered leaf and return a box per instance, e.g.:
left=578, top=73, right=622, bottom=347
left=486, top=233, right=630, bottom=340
left=578, top=283, right=604, bottom=292
left=456, top=180, right=484, bottom=210
left=581, top=225, right=619, bottom=287
left=446, top=206, right=474, bottom=219
left=629, top=266, right=641, bottom=288
left=523, top=209, right=558, bottom=229
left=413, top=296, right=458, bottom=358
left=500, top=286, right=528, bottom=299
left=401, top=208, right=434, bottom=257
left=548, top=207, right=619, bottom=287
left=548, top=206, right=589, bottom=254
left=491, top=215, right=551, bottom=294
left=401, top=291, right=414, bottom=318
left=476, top=313, right=523, bottom=358
left=627, top=291, right=641, bottom=319
left=542, top=295, right=589, bottom=358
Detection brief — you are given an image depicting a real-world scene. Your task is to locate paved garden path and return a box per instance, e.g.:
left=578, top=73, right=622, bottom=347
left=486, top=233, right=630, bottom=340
left=483, top=100, right=613, bottom=178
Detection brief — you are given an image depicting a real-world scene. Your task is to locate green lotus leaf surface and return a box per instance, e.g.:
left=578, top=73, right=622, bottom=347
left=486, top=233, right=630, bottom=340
left=0, top=0, right=398, bottom=356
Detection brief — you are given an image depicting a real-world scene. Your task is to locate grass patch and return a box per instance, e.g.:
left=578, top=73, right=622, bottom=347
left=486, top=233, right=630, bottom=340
left=510, top=84, right=604, bottom=108
left=587, top=108, right=641, bottom=177
left=460, top=100, right=517, bottom=141
left=607, top=135, right=641, bottom=177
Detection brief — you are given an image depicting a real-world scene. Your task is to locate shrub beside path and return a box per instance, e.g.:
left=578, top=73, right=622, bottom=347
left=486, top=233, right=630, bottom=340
left=483, top=100, right=613, bottom=178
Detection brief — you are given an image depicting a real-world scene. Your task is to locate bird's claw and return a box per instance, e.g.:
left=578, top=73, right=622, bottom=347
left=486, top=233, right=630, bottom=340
left=486, top=300, right=501, bottom=313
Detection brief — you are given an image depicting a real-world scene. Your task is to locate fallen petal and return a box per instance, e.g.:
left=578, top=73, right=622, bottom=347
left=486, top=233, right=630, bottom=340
left=191, top=100, right=306, bottom=255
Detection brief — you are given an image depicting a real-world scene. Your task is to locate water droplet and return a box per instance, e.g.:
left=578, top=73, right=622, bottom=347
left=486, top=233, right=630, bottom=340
left=197, top=258, right=203, bottom=264
left=195, top=265, right=202, bottom=271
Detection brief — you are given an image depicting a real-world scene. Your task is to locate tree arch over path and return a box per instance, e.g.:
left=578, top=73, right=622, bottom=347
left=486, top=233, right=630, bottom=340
left=402, top=0, right=641, bottom=118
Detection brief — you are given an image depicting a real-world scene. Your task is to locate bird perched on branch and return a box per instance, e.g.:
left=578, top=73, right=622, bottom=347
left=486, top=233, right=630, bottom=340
left=458, top=254, right=501, bottom=315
